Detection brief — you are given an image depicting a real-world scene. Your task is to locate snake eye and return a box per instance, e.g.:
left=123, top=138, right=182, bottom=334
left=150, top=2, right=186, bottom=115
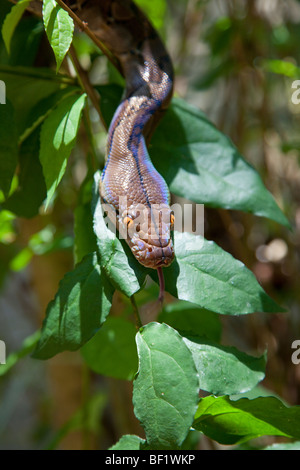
left=170, top=212, right=175, bottom=228
left=124, top=216, right=134, bottom=228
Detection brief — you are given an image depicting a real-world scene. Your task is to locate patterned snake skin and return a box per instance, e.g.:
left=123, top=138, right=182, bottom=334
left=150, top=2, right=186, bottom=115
left=72, top=0, right=175, bottom=270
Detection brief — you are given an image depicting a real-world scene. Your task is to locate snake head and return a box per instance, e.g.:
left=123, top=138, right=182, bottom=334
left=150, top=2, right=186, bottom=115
left=120, top=203, right=175, bottom=269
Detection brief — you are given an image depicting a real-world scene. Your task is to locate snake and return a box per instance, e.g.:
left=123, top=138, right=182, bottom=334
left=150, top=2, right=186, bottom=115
left=72, top=0, right=175, bottom=297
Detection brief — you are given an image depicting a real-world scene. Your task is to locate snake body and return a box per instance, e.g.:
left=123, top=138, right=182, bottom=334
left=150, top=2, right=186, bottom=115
left=74, top=0, right=174, bottom=270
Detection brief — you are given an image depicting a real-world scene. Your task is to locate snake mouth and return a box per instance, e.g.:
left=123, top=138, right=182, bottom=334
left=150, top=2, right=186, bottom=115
left=154, top=251, right=175, bottom=268
left=130, top=237, right=174, bottom=269
left=119, top=204, right=175, bottom=269
left=135, top=252, right=175, bottom=269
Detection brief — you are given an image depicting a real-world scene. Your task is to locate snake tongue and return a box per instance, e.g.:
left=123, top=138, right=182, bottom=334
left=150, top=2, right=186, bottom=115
left=157, top=267, right=165, bottom=303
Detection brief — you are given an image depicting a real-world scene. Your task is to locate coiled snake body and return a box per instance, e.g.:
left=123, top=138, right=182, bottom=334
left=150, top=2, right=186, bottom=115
left=75, top=0, right=174, bottom=291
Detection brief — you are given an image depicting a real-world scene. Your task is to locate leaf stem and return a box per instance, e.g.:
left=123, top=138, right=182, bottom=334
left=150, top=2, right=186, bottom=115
left=130, top=295, right=142, bottom=330
left=0, top=64, right=76, bottom=84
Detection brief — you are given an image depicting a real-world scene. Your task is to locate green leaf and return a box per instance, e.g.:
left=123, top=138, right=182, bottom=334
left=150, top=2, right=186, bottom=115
left=229, top=384, right=285, bottom=402
left=158, top=300, right=222, bottom=342
left=74, top=176, right=98, bottom=263
left=193, top=395, right=300, bottom=445
left=0, top=100, right=18, bottom=197
left=92, top=171, right=147, bottom=297
left=0, top=210, right=15, bottom=244
left=9, top=246, right=33, bottom=271
left=150, top=98, right=289, bottom=227
left=182, top=336, right=266, bottom=395
left=42, top=0, right=74, bottom=71
left=2, top=126, right=47, bottom=218
left=39, top=93, right=86, bottom=208
left=32, top=252, right=114, bottom=359
left=20, top=87, right=79, bottom=144
left=262, top=58, right=300, bottom=78
left=0, top=5, right=43, bottom=68
left=150, top=231, right=284, bottom=315
left=81, top=316, right=138, bottom=381
left=109, top=434, right=146, bottom=451
left=0, top=69, right=77, bottom=215
left=133, top=322, right=199, bottom=449
left=0, top=64, right=76, bottom=136
left=1, top=0, right=31, bottom=54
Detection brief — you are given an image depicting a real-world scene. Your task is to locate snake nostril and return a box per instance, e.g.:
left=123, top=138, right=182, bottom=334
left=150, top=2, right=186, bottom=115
left=148, top=247, right=152, bottom=252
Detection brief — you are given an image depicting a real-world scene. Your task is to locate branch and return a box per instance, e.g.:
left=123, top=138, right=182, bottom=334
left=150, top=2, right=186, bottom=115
left=54, top=0, right=122, bottom=74
left=68, top=44, right=107, bottom=130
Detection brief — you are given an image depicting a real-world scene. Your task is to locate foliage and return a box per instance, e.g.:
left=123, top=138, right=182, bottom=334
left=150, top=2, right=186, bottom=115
left=0, top=0, right=299, bottom=451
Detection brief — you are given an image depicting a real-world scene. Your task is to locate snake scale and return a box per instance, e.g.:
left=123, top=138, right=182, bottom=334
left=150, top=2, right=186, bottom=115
left=71, top=0, right=175, bottom=296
